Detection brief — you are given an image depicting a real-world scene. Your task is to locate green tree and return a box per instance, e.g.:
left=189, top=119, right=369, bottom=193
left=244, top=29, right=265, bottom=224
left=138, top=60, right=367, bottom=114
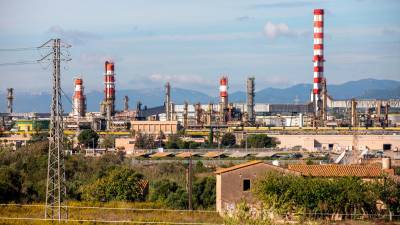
left=244, top=134, right=275, bottom=148
left=165, top=134, right=180, bottom=149
left=0, top=166, right=22, bottom=202
left=193, top=176, right=216, bottom=209
left=101, top=135, right=115, bottom=149
left=220, top=132, right=236, bottom=147
left=81, top=167, right=147, bottom=202
left=135, top=132, right=155, bottom=149
left=149, top=179, right=180, bottom=202
left=149, top=179, right=188, bottom=209
left=78, top=129, right=99, bottom=148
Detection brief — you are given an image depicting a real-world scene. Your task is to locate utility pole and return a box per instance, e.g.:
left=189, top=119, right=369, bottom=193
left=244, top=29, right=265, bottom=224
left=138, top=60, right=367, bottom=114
left=187, top=154, right=193, bottom=210
left=41, top=39, right=70, bottom=221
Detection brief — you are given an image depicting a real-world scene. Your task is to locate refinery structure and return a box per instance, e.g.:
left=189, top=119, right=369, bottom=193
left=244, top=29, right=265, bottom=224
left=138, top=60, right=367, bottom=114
left=1, top=9, right=400, bottom=154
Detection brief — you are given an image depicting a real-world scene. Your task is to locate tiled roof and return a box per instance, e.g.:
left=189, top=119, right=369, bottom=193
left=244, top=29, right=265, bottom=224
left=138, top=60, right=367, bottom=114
left=288, top=164, right=393, bottom=178
left=215, top=160, right=298, bottom=175
left=215, top=160, right=263, bottom=174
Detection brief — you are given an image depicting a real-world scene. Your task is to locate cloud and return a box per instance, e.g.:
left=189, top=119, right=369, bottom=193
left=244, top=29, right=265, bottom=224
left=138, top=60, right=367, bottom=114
left=47, top=26, right=100, bottom=45
left=115, top=32, right=260, bottom=43
left=264, top=22, right=293, bottom=39
left=253, top=1, right=315, bottom=9
left=382, top=27, right=400, bottom=35
left=235, top=16, right=252, bottom=22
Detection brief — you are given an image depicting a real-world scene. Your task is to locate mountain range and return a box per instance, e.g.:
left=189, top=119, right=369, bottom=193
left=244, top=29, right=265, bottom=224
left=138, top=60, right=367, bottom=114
left=1, top=79, right=399, bottom=113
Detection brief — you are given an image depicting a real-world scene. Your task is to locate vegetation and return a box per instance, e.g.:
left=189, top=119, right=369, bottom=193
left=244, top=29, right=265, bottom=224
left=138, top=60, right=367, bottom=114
left=220, top=132, right=236, bottom=147
left=135, top=132, right=155, bottom=149
left=0, top=140, right=216, bottom=211
left=255, top=171, right=400, bottom=218
left=101, top=135, right=115, bottom=149
left=78, top=129, right=99, bottom=148
left=81, top=167, right=147, bottom=202
left=242, top=134, right=276, bottom=148
left=0, top=201, right=223, bottom=224
left=165, top=134, right=201, bottom=149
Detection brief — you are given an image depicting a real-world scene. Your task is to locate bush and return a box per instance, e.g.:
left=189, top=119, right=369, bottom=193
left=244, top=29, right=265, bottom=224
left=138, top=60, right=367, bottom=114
left=81, top=167, right=147, bottom=202
left=243, top=134, right=275, bottom=148
left=78, top=129, right=99, bottom=148
left=255, top=171, right=400, bottom=217
left=193, top=177, right=216, bottom=209
left=220, top=133, right=236, bottom=147
left=149, top=179, right=188, bottom=209
left=0, top=166, right=22, bottom=202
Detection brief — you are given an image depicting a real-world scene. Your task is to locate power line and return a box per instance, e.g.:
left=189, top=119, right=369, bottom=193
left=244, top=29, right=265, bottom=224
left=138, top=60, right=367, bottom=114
left=0, top=60, right=39, bottom=66
left=0, top=47, right=49, bottom=51
left=0, top=217, right=223, bottom=225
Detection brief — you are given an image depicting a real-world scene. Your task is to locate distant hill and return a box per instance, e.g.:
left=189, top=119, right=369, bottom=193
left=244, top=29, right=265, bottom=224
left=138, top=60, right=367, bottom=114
left=0, top=79, right=399, bottom=113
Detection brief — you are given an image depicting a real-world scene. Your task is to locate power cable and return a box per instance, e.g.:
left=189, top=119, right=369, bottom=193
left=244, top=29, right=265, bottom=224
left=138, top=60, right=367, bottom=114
left=0, top=61, right=39, bottom=66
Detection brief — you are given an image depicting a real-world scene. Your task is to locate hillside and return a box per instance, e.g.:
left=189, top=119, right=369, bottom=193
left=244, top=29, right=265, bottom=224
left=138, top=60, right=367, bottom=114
left=0, top=79, right=399, bottom=112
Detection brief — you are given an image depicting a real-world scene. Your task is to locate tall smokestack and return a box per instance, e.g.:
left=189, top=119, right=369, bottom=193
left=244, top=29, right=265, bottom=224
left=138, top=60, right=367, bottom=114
left=165, top=82, right=171, bottom=121
left=220, top=76, right=228, bottom=107
left=219, top=76, right=228, bottom=123
left=247, top=77, right=255, bottom=124
left=183, top=101, right=188, bottom=128
left=104, top=61, right=116, bottom=115
left=72, top=78, right=86, bottom=117
left=312, top=9, right=325, bottom=117
left=7, top=88, right=13, bottom=114
left=124, top=96, right=129, bottom=112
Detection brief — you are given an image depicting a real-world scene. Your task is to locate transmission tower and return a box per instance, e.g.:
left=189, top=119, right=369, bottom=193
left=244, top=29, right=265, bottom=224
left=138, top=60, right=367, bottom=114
left=40, top=39, right=71, bottom=221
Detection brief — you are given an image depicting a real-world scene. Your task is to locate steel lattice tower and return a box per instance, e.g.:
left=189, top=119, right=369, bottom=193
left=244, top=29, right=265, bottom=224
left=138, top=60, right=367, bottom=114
left=44, top=38, right=68, bottom=221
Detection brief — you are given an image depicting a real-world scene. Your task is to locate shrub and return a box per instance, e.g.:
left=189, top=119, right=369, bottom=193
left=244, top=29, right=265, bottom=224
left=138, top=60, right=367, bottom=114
left=81, top=167, right=147, bottom=202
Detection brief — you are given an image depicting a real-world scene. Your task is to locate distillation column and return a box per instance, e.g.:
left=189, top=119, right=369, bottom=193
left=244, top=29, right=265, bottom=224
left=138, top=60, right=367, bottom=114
left=165, top=82, right=171, bottom=121
left=247, top=77, right=255, bottom=124
left=6, top=88, right=13, bottom=114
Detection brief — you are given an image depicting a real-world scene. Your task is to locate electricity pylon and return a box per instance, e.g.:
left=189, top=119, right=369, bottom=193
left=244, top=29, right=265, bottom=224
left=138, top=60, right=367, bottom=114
left=41, top=38, right=71, bottom=221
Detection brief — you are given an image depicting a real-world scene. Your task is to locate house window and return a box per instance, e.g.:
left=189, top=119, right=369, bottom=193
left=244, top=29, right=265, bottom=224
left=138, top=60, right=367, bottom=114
left=328, top=144, right=334, bottom=150
left=243, top=179, right=251, bottom=191
left=128, top=141, right=135, bottom=144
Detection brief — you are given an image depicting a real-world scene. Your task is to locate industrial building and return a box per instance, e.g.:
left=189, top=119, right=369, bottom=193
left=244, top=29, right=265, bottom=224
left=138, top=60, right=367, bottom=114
left=0, top=8, right=399, bottom=157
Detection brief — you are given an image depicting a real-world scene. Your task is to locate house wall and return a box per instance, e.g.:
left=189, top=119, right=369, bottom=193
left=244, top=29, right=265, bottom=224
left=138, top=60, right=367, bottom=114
left=115, top=137, right=135, bottom=154
left=269, top=134, right=400, bottom=151
left=216, top=163, right=278, bottom=214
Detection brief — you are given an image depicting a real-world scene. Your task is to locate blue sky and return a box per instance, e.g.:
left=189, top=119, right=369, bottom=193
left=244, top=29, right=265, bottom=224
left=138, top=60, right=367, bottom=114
left=0, top=0, right=399, bottom=95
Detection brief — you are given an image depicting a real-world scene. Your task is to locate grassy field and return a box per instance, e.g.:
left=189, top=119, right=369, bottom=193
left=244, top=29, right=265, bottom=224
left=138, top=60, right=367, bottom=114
left=0, top=202, right=223, bottom=225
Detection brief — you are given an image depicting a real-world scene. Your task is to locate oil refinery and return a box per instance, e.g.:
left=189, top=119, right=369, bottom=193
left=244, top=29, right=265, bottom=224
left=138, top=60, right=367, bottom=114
left=1, top=8, right=400, bottom=154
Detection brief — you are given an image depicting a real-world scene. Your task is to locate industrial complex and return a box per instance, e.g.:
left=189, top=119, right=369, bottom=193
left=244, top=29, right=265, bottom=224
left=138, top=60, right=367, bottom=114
left=1, top=8, right=400, bottom=155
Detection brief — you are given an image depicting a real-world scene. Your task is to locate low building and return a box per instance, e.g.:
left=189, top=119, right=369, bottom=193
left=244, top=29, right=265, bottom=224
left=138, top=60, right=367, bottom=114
left=14, top=119, right=50, bottom=131
left=215, top=159, right=397, bottom=215
left=269, top=134, right=400, bottom=151
left=0, top=135, right=31, bottom=150
left=130, top=120, right=179, bottom=136
left=215, top=160, right=296, bottom=214
left=115, top=137, right=135, bottom=154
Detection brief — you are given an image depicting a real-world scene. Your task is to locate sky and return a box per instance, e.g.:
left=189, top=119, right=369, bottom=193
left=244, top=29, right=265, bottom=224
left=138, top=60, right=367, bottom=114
left=0, top=0, right=399, bottom=96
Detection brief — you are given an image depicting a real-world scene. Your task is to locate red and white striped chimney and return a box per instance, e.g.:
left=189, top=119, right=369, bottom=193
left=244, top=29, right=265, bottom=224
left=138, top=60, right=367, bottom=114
left=220, top=76, right=228, bottom=107
left=73, top=78, right=86, bottom=117
left=104, top=61, right=115, bottom=111
left=312, top=9, right=324, bottom=114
